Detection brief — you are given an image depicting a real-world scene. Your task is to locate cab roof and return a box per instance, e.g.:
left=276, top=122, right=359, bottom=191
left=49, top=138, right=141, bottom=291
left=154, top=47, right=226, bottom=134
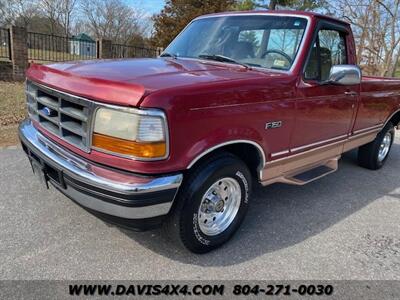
left=195, top=10, right=350, bottom=26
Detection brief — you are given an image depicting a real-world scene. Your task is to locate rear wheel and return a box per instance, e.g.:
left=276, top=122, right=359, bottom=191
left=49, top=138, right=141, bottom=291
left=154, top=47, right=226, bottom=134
left=165, top=153, right=252, bottom=253
left=358, top=122, right=395, bottom=170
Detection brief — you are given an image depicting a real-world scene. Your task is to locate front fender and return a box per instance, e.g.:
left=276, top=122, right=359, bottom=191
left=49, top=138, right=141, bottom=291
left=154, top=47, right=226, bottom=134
left=184, top=126, right=266, bottom=169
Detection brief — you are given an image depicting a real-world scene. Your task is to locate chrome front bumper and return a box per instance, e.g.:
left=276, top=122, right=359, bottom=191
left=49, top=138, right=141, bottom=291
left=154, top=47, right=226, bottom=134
left=19, top=119, right=183, bottom=225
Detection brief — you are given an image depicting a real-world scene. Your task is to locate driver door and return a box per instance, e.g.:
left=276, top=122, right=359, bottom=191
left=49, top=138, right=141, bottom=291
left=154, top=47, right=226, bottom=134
left=292, top=25, right=358, bottom=152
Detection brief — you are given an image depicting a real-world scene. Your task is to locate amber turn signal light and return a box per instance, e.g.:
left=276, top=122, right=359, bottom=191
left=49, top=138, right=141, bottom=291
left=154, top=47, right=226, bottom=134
left=92, top=133, right=166, bottom=159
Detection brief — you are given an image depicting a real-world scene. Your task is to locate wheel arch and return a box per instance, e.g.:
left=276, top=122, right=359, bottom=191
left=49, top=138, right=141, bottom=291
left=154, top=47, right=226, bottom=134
left=187, top=140, right=266, bottom=181
left=384, top=109, right=400, bottom=128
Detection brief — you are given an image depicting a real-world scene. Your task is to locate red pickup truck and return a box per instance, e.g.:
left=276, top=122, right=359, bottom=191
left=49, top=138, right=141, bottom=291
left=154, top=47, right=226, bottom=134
left=19, top=11, right=400, bottom=253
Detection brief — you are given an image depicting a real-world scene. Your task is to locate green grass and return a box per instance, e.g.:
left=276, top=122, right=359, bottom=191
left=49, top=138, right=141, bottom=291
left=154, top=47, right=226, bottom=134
left=0, top=81, right=26, bottom=146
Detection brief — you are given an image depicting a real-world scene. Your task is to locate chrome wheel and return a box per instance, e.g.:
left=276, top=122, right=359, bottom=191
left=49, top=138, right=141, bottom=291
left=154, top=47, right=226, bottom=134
left=198, top=177, right=241, bottom=236
left=378, top=132, right=392, bottom=162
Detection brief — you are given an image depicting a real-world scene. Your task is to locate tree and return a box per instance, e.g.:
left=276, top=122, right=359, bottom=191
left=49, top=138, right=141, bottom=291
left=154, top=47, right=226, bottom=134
left=16, top=14, right=64, bottom=33
left=40, top=0, right=64, bottom=34
left=0, top=0, right=40, bottom=27
left=80, top=0, right=146, bottom=43
left=332, top=0, right=400, bottom=77
left=234, top=0, right=257, bottom=10
left=60, top=0, right=77, bottom=36
left=151, top=0, right=237, bottom=48
left=255, top=0, right=326, bottom=10
left=40, top=0, right=78, bottom=36
left=0, top=0, right=76, bottom=35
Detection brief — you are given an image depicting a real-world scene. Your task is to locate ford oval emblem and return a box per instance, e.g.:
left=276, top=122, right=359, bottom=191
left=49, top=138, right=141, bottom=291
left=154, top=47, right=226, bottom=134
left=42, top=107, right=52, bottom=117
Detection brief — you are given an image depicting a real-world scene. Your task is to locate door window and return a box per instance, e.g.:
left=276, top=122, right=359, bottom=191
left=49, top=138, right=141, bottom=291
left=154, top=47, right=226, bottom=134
left=305, top=29, right=347, bottom=81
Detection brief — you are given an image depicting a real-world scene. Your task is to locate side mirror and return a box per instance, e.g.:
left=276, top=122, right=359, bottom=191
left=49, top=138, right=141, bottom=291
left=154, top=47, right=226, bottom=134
left=327, top=65, right=361, bottom=85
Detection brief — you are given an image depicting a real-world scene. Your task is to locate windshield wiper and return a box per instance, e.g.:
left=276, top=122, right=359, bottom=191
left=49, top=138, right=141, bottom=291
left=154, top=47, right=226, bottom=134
left=160, top=52, right=178, bottom=59
left=198, top=54, right=251, bottom=69
left=270, top=66, right=290, bottom=71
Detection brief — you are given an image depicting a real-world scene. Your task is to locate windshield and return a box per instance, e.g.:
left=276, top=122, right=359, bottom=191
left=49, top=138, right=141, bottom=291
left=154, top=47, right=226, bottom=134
left=164, top=15, right=308, bottom=71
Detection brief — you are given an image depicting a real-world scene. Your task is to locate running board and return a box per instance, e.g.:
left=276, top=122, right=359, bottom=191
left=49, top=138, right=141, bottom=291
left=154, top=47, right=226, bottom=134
left=261, top=157, right=339, bottom=186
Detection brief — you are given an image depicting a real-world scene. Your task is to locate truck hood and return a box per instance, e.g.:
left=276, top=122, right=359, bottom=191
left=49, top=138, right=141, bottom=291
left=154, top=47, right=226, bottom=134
left=26, top=58, right=285, bottom=106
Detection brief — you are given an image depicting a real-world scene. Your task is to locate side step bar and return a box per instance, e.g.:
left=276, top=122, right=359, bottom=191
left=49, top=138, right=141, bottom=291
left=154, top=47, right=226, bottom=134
left=262, top=157, right=339, bottom=186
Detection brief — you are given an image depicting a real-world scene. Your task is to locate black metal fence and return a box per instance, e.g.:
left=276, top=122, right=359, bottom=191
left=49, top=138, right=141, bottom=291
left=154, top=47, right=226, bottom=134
left=0, top=27, right=10, bottom=60
left=27, top=31, right=161, bottom=62
left=112, top=43, right=161, bottom=59
left=27, top=32, right=97, bottom=62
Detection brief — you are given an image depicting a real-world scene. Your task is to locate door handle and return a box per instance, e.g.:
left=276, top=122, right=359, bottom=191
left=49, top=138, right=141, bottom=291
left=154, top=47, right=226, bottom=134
left=344, top=91, right=358, bottom=96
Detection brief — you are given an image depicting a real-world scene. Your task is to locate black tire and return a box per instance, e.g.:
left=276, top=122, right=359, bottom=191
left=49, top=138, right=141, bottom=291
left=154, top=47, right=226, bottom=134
left=358, top=122, right=395, bottom=170
left=165, top=152, right=252, bottom=253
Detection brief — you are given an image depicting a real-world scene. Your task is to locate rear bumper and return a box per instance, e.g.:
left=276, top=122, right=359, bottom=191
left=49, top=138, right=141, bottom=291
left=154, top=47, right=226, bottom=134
left=18, top=119, right=183, bottom=229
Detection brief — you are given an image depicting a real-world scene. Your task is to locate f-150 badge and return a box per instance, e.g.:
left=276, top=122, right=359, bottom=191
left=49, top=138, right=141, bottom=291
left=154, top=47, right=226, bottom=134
left=265, top=121, right=282, bottom=129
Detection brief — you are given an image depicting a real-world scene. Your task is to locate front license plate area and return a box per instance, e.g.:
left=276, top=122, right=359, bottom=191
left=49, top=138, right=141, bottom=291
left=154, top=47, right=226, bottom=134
left=30, top=159, right=49, bottom=189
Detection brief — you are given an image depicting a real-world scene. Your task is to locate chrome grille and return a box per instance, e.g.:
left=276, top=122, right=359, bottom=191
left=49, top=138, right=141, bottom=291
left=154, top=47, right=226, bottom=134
left=26, top=80, right=95, bottom=152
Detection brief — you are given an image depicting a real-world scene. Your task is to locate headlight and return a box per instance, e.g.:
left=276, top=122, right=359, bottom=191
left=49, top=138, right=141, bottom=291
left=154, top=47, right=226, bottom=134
left=92, top=107, right=168, bottom=160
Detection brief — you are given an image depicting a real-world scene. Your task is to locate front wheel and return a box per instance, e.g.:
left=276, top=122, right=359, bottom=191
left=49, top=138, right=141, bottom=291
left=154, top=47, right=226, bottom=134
left=358, top=122, right=395, bottom=170
left=166, top=153, right=252, bottom=253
